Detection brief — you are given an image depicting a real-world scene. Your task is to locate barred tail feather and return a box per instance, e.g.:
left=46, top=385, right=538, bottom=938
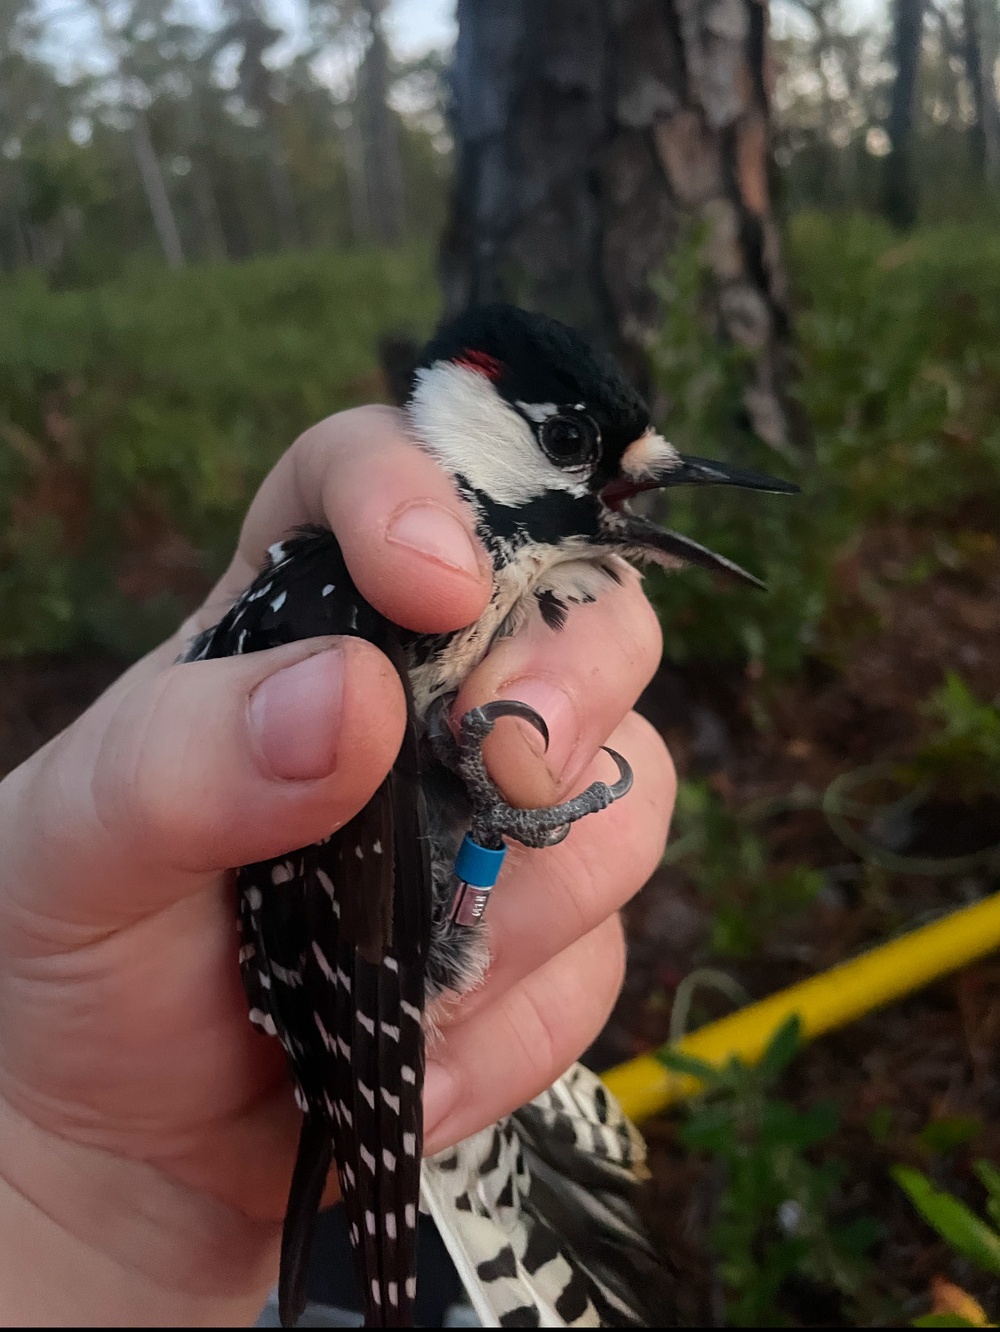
left=421, top=1064, right=673, bottom=1329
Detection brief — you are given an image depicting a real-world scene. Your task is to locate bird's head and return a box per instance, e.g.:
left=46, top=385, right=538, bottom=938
left=409, top=304, right=797, bottom=587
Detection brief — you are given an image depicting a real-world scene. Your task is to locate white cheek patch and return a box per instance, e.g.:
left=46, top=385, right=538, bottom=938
left=620, top=428, right=679, bottom=479
left=408, top=363, right=586, bottom=506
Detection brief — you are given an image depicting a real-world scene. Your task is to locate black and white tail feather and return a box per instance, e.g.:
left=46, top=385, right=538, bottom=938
left=423, top=1063, right=673, bottom=1328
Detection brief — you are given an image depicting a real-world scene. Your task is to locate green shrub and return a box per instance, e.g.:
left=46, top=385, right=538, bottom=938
left=0, top=247, right=437, bottom=656
left=650, top=213, right=1000, bottom=676
left=663, top=1018, right=878, bottom=1326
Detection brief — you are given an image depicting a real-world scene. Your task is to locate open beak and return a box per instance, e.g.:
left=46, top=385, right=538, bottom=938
left=598, top=443, right=799, bottom=589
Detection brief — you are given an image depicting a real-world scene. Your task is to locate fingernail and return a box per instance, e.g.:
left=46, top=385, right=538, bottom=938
left=248, top=648, right=345, bottom=781
left=496, top=677, right=580, bottom=781
left=386, top=502, right=483, bottom=578
left=422, top=1061, right=458, bottom=1144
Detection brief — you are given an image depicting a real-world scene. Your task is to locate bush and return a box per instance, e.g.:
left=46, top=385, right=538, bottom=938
left=0, top=247, right=437, bottom=655
left=650, top=213, right=1000, bottom=677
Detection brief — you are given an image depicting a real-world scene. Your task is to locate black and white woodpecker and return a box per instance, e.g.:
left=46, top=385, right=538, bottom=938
left=186, top=305, right=796, bottom=1329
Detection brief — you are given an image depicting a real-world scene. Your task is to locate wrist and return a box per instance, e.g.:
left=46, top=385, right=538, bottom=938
left=0, top=1096, right=277, bottom=1325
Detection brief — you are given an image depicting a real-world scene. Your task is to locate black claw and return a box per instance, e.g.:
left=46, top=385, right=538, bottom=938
left=450, top=703, right=633, bottom=861
left=602, top=747, right=634, bottom=800
left=475, top=699, right=550, bottom=752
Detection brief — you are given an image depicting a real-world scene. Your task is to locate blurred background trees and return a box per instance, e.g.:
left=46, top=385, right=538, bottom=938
left=0, top=0, right=450, bottom=278
left=1, top=0, right=997, bottom=289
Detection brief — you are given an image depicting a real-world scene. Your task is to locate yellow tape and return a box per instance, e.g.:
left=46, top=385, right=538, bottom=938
left=603, top=892, right=1000, bottom=1122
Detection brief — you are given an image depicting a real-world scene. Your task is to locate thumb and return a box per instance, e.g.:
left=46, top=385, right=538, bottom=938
left=0, top=637, right=406, bottom=945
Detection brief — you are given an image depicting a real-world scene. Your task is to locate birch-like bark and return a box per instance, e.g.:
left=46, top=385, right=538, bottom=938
left=130, top=107, right=185, bottom=269
left=89, top=1, right=185, bottom=269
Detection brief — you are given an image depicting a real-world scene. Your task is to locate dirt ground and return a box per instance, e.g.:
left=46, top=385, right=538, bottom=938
left=1, top=515, right=997, bottom=1326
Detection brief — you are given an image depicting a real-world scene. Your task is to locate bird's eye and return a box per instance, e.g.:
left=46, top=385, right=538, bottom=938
left=538, top=413, right=601, bottom=469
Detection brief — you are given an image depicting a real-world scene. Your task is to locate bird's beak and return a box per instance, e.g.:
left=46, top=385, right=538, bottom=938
left=597, top=431, right=799, bottom=589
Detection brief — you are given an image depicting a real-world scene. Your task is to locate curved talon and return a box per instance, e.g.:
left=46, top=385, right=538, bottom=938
left=539, top=823, right=572, bottom=847
left=602, top=746, right=634, bottom=800
left=474, top=699, right=550, bottom=752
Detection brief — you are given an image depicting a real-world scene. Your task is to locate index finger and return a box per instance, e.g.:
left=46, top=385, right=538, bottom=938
left=206, top=406, right=494, bottom=636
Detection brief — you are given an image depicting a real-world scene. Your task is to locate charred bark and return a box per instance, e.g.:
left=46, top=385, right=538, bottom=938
left=441, top=0, right=801, bottom=457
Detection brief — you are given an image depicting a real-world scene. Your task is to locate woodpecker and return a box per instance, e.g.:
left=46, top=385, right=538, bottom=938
left=186, top=304, right=796, bottom=1328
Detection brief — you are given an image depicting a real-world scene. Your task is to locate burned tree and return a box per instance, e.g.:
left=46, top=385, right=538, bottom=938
left=441, top=0, right=801, bottom=457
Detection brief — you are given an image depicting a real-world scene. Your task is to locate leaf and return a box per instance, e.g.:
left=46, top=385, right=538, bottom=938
left=974, top=1159, right=1000, bottom=1205
left=920, top=1116, right=984, bottom=1155
left=973, top=1160, right=1000, bottom=1231
left=657, top=1046, right=722, bottom=1082
left=892, top=1166, right=1000, bottom=1277
left=759, top=1014, right=803, bottom=1078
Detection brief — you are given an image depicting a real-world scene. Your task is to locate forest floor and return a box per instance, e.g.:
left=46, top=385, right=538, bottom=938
left=1, top=510, right=997, bottom=1327
left=598, top=512, right=1000, bottom=1327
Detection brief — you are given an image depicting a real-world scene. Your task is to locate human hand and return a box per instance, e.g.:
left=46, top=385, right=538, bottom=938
left=0, top=405, right=675, bottom=1325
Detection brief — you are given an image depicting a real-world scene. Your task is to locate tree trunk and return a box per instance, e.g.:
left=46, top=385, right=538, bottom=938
left=225, top=0, right=302, bottom=250
left=88, top=0, right=186, bottom=269
left=337, top=103, right=374, bottom=243
left=131, top=110, right=185, bottom=269
left=357, top=0, right=406, bottom=244
left=962, top=0, right=1000, bottom=187
left=190, top=159, right=229, bottom=261
left=441, top=0, right=800, bottom=458
left=883, top=0, right=927, bottom=228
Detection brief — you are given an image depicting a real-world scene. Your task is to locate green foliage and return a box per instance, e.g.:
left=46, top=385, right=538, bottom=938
left=918, top=1115, right=986, bottom=1156
left=915, top=673, right=1000, bottom=799
left=666, top=782, right=824, bottom=956
left=892, top=1164, right=1000, bottom=1279
left=663, top=1018, right=877, bottom=1326
left=649, top=213, right=1000, bottom=677
left=0, top=246, right=438, bottom=656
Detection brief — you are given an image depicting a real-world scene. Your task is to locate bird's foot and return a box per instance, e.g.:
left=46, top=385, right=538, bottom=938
left=427, top=696, right=633, bottom=850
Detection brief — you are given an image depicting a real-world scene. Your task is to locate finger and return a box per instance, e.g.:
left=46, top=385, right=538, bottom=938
left=200, top=406, right=493, bottom=637
left=423, top=913, right=626, bottom=1153
left=0, top=636, right=406, bottom=940
left=461, top=711, right=674, bottom=1019
left=454, top=564, right=663, bottom=807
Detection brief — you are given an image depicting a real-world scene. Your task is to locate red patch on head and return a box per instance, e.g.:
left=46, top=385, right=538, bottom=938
left=453, top=348, right=503, bottom=380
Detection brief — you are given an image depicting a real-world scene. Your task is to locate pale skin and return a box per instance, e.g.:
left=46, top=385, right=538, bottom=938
left=0, top=406, right=676, bottom=1326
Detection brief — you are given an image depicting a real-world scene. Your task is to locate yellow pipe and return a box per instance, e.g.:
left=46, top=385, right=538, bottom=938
left=603, top=891, right=1000, bottom=1122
